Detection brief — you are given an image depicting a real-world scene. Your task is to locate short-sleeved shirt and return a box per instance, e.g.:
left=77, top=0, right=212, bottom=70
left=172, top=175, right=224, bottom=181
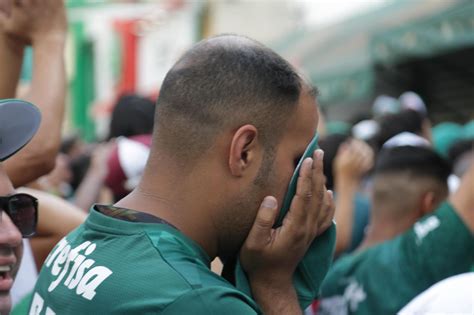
left=319, top=202, right=474, bottom=315
left=28, top=205, right=261, bottom=314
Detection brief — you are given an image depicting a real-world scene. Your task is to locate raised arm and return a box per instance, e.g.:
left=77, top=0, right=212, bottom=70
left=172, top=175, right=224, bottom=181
left=1, top=0, right=67, bottom=187
left=0, top=0, right=24, bottom=98
left=333, top=139, right=373, bottom=254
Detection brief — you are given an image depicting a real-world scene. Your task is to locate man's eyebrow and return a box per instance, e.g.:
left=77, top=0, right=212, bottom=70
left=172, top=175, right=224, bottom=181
left=309, top=86, right=319, bottom=97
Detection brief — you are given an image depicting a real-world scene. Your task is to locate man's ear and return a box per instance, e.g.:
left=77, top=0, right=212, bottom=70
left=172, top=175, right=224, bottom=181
left=419, top=191, right=438, bottom=216
left=228, top=125, right=259, bottom=177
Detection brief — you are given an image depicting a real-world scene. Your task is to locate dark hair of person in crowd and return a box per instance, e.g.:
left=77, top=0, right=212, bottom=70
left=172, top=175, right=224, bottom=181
left=372, top=146, right=451, bottom=220
left=60, top=134, right=80, bottom=155
left=152, top=34, right=310, bottom=165
left=448, top=139, right=474, bottom=177
left=318, top=133, right=350, bottom=190
left=108, top=94, right=156, bottom=140
left=69, top=154, right=91, bottom=191
left=448, top=139, right=474, bottom=164
left=372, top=109, right=424, bottom=152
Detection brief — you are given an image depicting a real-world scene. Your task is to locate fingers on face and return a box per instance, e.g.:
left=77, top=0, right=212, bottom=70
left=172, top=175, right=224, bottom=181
left=316, top=189, right=335, bottom=236
left=287, top=157, right=314, bottom=227
left=285, top=149, right=331, bottom=243
left=312, top=149, right=326, bottom=205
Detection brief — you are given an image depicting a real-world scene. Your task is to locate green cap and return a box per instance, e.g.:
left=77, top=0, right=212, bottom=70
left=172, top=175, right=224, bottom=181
left=463, top=120, right=474, bottom=140
left=432, top=122, right=463, bottom=158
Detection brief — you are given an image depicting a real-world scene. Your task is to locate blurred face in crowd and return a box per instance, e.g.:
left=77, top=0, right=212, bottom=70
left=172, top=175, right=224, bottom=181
left=218, top=88, right=319, bottom=258
left=0, top=164, right=23, bottom=315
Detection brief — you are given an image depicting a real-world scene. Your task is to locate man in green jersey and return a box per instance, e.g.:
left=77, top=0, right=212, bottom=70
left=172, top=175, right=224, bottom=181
left=319, top=133, right=474, bottom=314
left=30, top=35, right=335, bottom=314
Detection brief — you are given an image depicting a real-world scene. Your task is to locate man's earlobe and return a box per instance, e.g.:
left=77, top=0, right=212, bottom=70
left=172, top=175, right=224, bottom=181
left=420, top=191, right=437, bottom=216
left=228, top=125, right=258, bottom=177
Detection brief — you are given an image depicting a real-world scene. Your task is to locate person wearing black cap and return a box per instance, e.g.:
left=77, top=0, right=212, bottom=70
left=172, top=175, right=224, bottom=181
left=0, top=0, right=67, bottom=187
left=0, top=100, right=41, bottom=315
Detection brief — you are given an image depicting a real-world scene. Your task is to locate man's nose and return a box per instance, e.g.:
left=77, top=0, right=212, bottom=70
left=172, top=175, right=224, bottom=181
left=0, top=214, right=23, bottom=249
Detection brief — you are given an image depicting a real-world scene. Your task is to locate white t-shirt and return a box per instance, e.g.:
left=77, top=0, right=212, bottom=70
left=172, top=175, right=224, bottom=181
left=399, top=272, right=474, bottom=315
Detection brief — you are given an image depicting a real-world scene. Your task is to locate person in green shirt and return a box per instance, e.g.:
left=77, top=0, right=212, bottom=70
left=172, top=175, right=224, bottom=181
left=319, top=133, right=474, bottom=314
left=30, top=34, right=336, bottom=314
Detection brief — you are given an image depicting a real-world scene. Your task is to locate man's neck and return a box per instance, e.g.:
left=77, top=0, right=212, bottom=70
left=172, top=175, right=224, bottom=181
left=115, top=179, right=220, bottom=261
left=357, top=215, right=414, bottom=251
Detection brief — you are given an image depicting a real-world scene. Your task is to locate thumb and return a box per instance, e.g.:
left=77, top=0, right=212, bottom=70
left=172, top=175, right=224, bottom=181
left=244, top=196, right=278, bottom=249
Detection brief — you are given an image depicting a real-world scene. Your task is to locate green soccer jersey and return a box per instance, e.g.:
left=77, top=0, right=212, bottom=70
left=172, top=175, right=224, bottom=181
left=319, top=202, right=474, bottom=315
left=28, top=205, right=261, bottom=314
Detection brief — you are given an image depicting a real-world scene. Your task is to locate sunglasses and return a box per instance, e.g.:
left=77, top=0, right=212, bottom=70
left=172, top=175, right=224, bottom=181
left=0, top=193, right=38, bottom=237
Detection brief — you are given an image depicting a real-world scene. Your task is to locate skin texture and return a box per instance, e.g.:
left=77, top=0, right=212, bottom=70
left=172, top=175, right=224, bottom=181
left=0, top=0, right=67, bottom=187
left=0, top=164, right=22, bottom=315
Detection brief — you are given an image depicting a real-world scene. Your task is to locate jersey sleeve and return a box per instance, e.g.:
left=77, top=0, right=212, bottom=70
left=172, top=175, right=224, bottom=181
left=398, top=202, right=474, bottom=286
left=161, top=287, right=261, bottom=315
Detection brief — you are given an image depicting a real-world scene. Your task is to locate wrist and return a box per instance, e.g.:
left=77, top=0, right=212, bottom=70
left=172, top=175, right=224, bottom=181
left=1, top=32, right=26, bottom=53
left=251, top=280, right=299, bottom=314
left=251, top=278, right=296, bottom=300
left=335, top=176, right=358, bottom=191
left=32, top=32, right=66, bottom=48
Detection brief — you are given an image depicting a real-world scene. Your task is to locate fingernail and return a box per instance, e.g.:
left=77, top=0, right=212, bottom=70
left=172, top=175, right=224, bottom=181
left=315, top=149, right=324, bottom=160
left=262, top=196, right=277, bottom=209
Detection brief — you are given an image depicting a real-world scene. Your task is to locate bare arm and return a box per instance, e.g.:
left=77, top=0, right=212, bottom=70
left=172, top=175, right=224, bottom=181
left=333, top=139, right=373, bottom=255
left=0, top=32, right=24, bottom=98
left=18, top=187, right=87, bottom=270
left=1, top=0, right=67, bottom=187
left=449, top=158, right=474, bottom=233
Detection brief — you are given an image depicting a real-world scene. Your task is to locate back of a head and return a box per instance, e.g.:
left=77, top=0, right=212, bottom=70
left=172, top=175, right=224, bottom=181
left=108, top=94, right=156, bottom=140
left=448, top=139, right=474, bottom=177
left=153, top=34, right=304, bottom=163
left=372, top=145, right=451, bottom=219
left=374, top=110, right=424, bottom=151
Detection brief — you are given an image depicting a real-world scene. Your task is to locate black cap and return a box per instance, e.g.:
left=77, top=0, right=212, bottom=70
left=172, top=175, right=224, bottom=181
left=0, top=99, right=41, bottom=161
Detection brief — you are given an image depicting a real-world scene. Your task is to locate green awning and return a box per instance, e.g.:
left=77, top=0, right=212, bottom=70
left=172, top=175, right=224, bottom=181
left=275, top=0, right=473, bottom=105
left=371, top=1, right=474, bottom=64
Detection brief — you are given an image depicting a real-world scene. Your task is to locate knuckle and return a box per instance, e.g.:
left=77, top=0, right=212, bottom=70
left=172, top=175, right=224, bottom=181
left=243, top=241, right=261, bottom=253
left=302, top=191, right=313, bottom=202
left=255, top=217, right=273, bottom=230
left=288, top=225, right=306, bottom=243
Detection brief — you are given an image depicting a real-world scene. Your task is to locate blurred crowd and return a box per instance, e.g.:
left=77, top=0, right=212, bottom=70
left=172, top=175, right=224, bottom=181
left=0, top=1, right=472, bottom=315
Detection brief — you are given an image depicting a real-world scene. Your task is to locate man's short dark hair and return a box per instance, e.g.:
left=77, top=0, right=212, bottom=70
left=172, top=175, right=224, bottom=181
left=375, top=146, right=451, bottom=183
left=153, top=34, right=306, bottom=162
left=373, top=110, right=424, bottom=151
left=108, top=94, right=155, bottom=140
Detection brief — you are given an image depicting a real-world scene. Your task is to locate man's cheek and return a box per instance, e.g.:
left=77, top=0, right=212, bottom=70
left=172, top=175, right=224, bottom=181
left=275, top=172, right=293, bottom=209
left=12, top=245, right=23, bottom=279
